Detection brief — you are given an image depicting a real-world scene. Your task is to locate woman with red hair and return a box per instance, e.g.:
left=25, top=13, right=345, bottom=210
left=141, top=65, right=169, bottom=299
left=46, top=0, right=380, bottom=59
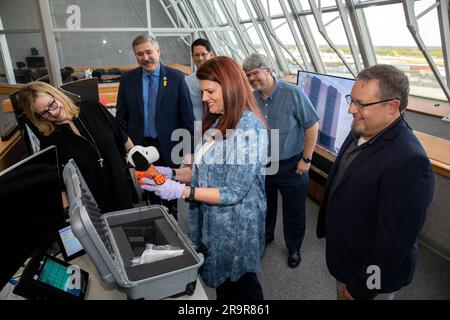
left=140, top=56, right=268, bottom=300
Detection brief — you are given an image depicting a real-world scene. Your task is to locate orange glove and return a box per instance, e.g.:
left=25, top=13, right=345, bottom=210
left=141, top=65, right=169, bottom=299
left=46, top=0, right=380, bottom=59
left=135, top=164, right=166, bottom=185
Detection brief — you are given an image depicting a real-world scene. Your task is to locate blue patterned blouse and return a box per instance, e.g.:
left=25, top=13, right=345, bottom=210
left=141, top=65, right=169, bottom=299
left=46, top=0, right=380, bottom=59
left=188, top=108, right=268, bottom=288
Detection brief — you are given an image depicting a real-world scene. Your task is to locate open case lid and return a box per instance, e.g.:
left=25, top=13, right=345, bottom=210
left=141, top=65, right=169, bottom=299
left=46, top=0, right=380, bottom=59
left=62, top=159, right=131, bottom=285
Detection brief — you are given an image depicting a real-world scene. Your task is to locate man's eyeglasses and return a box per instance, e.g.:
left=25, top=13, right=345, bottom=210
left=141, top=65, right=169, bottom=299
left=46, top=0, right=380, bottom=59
left=37, top=97, right=59, bottom=118
left=345, top=94, right=399, bottom=109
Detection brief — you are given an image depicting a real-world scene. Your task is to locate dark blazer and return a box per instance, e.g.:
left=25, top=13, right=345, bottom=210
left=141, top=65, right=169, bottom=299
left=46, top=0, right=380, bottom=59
left=316, top=117, right=434, bottom=299
left=116, top=64, right=194, bottom=167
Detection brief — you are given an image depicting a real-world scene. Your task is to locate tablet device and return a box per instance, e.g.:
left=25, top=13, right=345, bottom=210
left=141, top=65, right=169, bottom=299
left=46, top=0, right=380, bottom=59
left=14, top=253, right=89, bottom=300
left=35, top=254, right=89, bottom=299
left=56, top=221, right=85, bottom=261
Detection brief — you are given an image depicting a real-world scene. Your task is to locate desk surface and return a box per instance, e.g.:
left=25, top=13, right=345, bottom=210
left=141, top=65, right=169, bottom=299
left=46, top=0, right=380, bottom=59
left=0, top=131, right=27, bottom=172
left=72, top=254, right=208, bottom=300
left=0, top=131, right=20, bottom=158
left=413, top=130, right=450, bottom=176
left=71, top=73, right=121, bottom=83
left=101, top=74, right=121, bottom=82
left=408, top=95, right=450, bottom=118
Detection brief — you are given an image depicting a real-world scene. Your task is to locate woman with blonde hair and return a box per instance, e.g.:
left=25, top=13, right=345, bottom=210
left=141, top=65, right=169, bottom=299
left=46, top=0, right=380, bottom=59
left=18, top=81, right=137, bottom=213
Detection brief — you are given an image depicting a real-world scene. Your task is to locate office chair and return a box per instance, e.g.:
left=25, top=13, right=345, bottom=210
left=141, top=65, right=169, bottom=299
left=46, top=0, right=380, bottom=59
left=59, top=77, right=99, bottom=103
left=91, top=70, right=103, bottom=81
left=34, top=68, right=48, bottom=79
left=14, top=68, right=33, bottom=83
left=107, top=68, right=122, bottom=75
left=16, top=61, right=26, bottom=69
left=93, top=68, right=106, bottom=75
left=64, top=66, right=75, bottom=74
left=60, top=69, right=72, bottom=83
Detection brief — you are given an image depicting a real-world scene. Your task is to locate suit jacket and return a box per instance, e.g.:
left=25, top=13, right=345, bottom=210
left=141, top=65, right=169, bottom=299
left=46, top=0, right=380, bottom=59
left=316, top=117, right=434, bottom=299
left=116, top=64, right=194, bottom=167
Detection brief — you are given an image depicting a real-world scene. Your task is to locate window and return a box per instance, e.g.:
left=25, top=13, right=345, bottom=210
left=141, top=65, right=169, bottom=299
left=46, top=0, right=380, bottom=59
left=2, top=34, right=46, bottom=84
left=272, top=18, right=309, bottom=74
left=235, top=0, right=250, bottom=21
left=55, top=32, right=141, bottom=68
left=261, top=0, right=284, bottom=16
left=49, top=0, right=147, bottom=28
left=305, top=15, right=350, bottom=76
left=0, top=0, right=40, bottom=29
left=363, top=3, right=446, bottom=100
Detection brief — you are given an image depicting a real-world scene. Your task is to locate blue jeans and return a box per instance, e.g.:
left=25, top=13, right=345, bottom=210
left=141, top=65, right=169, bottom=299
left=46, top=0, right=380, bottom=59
left=265, top=154, right=308, bottom=252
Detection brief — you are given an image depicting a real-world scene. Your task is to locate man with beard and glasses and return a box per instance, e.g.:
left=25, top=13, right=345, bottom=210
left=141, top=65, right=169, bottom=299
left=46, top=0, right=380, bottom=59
left=243, top=53, right=319, bottom=269
left=316, top=64, right=434, bottom=300
left=116, top=34, right=194, bottom=219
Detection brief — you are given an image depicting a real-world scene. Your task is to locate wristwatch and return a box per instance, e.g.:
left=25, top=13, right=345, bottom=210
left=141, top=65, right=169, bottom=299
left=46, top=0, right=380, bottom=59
left=171, top=169, right=177, bottom=180
left=302, top=155, right=312, bottom=163
left=183, top=186, right=196, bottom=202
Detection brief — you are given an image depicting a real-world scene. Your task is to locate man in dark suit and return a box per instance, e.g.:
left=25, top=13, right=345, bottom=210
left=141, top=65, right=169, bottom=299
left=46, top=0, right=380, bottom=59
left=116, top=34, right=194, bottom=167
left=116, top=34, right=194, bottom=217
left=317, top=64, right=434, bottom=300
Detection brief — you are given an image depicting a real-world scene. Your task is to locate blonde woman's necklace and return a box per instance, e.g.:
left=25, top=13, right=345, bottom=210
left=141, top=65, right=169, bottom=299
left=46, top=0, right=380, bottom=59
left=77, top=118, right=104, bottom=168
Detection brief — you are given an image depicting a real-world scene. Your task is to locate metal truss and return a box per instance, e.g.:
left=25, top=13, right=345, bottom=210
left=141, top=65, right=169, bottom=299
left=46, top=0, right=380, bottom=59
left=308, top=0, right=357, bottom=77
left=220, top=0, right=253, bottom=58
left=250, top=0, right=291, bottom=75
left=38, top=0, right=62, bottom=86
left=436, top=0, right=450, bottom=91
left=403, top=0, right=450, bottom=101
left=287, top=0, right=325, bottom=73
left=344, top=0, right=377, bottom=68
left=158, top=0, right=196, bottom=46
left=335, top=0, right=363, bottom=73
left=241, top=0, right=280, bottom=71
left=279, top=0, right=310, bottom=70
left=182, top=0, right=227, bottom=58
left=253, top=0, right=307, bottom=72
left=202, top=0, right=243, bottom=60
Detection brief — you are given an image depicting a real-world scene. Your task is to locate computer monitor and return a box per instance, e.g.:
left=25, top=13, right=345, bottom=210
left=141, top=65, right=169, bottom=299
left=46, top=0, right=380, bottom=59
left=0, top=146, right=65, bottom=290
left=59, top=77, right=99, bottom=104
left=297, top=70, right=355, bottom=155
left=26, top=56, right=45, bottom=68
left=9, top=90, right=42, bottom=156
